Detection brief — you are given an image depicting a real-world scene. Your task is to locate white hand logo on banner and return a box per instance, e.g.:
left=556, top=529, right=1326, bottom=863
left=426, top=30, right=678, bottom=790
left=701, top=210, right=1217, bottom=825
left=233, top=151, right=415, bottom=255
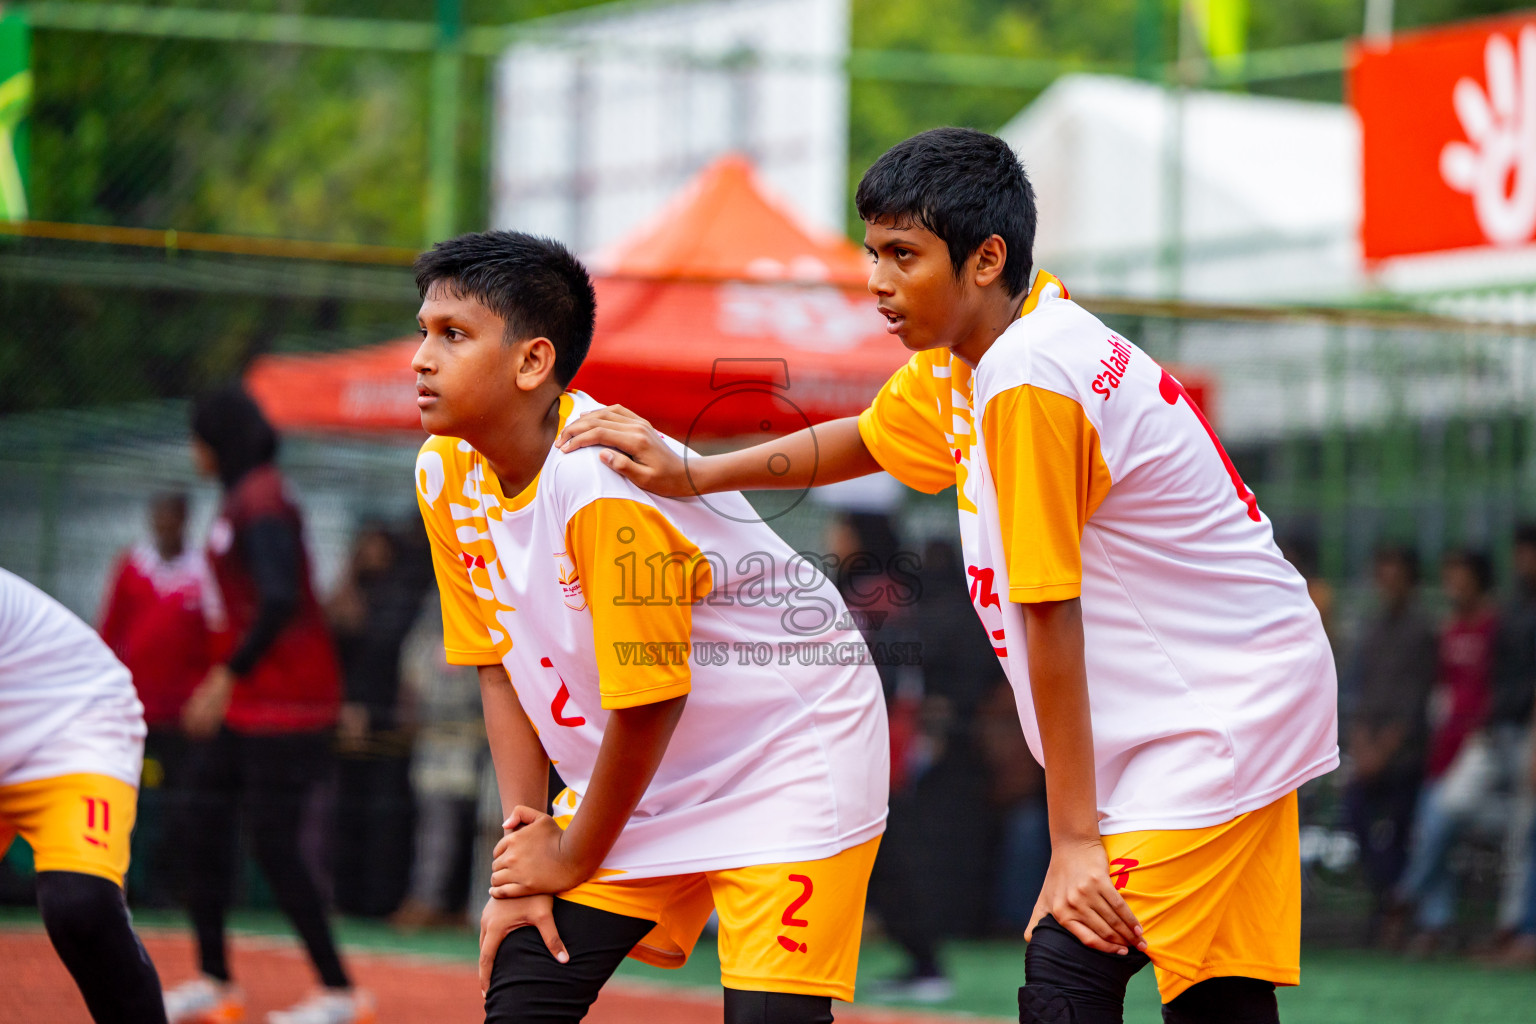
left=1441, top=27, right=1536, bottom=246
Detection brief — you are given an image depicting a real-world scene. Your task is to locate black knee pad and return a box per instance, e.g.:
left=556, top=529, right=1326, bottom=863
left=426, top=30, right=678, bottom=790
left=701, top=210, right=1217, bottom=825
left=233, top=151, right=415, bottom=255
left=484, top=899, right=655, bottom=1024
left=37, top=870, right=127, bottom=943
left=36, top=871, right=167, bottom=1024
left=723, top=988, right=834, bottom=1024
left=1019, top=915, right=1150, bottom=1024
left=1162, top=977, right=1277, bottom=1024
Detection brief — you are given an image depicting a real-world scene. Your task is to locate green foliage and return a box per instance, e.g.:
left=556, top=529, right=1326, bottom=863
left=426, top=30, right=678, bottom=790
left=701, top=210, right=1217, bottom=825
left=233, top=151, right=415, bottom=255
left=11, top=0, right=1536, bottom=417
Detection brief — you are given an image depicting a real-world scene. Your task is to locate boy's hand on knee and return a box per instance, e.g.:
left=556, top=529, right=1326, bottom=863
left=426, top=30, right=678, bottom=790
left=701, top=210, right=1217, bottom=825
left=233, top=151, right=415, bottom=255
left=490, top=806, right=587, bottom=897
left=479, top=895, right=569, bottom=996
left=1025, top=838, right=1146, bottom=956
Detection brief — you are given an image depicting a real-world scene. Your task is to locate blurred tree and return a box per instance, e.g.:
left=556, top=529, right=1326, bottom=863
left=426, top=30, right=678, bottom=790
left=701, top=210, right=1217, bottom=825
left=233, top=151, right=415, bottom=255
left=8, top=0, right=1536, bottom=416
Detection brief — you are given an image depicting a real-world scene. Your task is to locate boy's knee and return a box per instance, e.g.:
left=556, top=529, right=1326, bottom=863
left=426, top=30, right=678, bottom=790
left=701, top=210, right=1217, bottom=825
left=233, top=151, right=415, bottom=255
left=1019, top=916, right=1149, bottom=1024
left=723, top=989, right=834, bottom=1024
left=37, top=871, right=126, bottom=945
left=1161, top=977, right=1277, bottom=1024
left=485, top=900, right=653, bottom=1024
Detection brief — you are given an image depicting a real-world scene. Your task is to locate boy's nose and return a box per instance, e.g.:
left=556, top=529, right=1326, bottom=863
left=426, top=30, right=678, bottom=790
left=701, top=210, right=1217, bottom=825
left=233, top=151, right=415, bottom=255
left=411, top=337, right=434, bottom=374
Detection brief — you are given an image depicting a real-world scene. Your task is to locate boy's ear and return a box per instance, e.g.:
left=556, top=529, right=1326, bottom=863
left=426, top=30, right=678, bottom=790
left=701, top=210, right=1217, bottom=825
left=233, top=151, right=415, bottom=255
left=971, top=234, right=1008, bottom=289
left=514, top=336, right=560, bottom=392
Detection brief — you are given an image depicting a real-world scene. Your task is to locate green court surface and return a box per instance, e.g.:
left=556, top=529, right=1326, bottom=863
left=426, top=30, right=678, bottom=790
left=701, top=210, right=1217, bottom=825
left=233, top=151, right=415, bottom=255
left=4, top=906, right=1533, bottom=1022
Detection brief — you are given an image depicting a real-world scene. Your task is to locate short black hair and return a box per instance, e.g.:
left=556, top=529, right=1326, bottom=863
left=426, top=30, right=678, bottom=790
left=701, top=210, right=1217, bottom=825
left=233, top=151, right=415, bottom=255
left=414, top=230, right=597, bottom=387
left=1444, top=548, right=1494, bottom=593
left=855, top=127, right=1037, bottom=296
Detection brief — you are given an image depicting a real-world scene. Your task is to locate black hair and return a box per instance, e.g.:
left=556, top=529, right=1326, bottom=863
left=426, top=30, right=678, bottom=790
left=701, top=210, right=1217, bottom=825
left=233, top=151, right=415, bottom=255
left=1515, top=523, right=1536, bottom=549
left=414, top=230, right=597, bottom=387
left=1373, top=543, right=1420, bottom=585
left=1444, top=548, right=1494, bottom=593
left=150, top=491, right=189, bottom=516
left=1280, top=535, right=1319, bottom=579
left=190, top=385, right=279, bottom=489
left=855, top=127, right=1037, bottom=296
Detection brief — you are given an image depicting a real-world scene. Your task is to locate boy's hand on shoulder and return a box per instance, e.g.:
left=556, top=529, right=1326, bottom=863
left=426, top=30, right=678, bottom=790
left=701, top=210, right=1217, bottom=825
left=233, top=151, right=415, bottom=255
left=1025, top=837, right=1146, bottom=956
left=479, top=894, right=567, bottom=995
left=489, top=805, right=588, bottom=898
left=556, top=406, right=693, bottom=497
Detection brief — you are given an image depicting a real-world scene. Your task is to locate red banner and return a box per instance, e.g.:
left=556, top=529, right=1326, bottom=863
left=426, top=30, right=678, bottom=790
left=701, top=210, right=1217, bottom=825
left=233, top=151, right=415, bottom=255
left=1353, top=13, right=1536, bottom=260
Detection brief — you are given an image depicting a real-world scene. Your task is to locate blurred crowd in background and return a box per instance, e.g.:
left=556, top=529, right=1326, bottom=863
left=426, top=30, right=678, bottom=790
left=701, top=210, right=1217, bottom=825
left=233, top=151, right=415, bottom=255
left=7, top=411, right=1536, bottom=1002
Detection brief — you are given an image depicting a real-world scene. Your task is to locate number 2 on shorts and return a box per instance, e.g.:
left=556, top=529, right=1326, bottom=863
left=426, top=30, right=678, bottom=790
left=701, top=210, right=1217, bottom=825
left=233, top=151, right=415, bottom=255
left=776, top=874, right=813, bottom=953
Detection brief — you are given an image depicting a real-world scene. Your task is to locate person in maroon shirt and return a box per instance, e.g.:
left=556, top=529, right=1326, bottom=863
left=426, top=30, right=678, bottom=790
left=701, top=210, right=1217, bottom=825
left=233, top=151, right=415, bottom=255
left=98, top=491, right=215, bottom=908
left=164, top=387, right=370, bottom=1024
left=1396, top=549, right=1499, bottom=953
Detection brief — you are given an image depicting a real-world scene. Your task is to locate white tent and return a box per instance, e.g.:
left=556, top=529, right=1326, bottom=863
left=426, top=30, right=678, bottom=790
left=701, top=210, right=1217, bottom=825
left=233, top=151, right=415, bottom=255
left=493, top=0, right=849, bottom=254
left=997, top=74, right=1362, bottom=303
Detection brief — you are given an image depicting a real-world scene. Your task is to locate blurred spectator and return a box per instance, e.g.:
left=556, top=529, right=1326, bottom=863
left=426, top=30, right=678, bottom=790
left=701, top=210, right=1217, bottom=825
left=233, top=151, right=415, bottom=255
left=850, top=525, right=994, bottom=1004
left=164, top=386, right=364, bottom=1024
left=98, top=491, right=219, bottom=907
left=327, top=521, right=431, bottom=918
left=976, top=676, right=1048, bottom=936
left=1511, top=734, right=1536, bottom=966
left=1474, top=525, right=1536, bottom=964
left=1395, top=549, right=1498, bottom=954
left=389, top=593, right=486, bottom=930
left=1282, top=535, right=1336, bottom=644
left=1341, top=544, right=1437, bottom=945
left=1483, top=526, right=1536, bottom=963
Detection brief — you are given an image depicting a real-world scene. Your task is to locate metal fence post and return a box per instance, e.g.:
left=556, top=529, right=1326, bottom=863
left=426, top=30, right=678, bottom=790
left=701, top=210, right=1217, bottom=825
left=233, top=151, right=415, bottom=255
left=425, top=0, right=462, bottom=246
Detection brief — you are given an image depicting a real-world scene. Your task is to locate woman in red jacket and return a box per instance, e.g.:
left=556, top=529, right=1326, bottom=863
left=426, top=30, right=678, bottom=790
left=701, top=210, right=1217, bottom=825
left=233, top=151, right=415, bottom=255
left=166, top=386, right=371, bottom=1024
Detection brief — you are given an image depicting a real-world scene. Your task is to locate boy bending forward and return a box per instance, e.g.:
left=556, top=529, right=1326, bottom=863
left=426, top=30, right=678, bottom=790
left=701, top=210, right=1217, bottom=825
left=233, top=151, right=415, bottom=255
left=410, top=232, right=888, bottom=1024
left=561, top=129, right=1339, bottom=1024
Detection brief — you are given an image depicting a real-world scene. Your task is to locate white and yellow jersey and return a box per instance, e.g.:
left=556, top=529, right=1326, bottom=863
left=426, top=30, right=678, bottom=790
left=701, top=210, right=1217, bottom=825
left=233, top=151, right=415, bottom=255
left=859, top=272, right=1338, bottom=834
left=415, top=392, right=888, bottom=879
left=0, top=569, right=145, bottom=788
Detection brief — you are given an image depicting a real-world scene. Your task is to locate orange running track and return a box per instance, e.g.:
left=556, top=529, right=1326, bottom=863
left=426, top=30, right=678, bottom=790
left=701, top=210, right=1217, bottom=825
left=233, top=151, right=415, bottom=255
left=0, top=927, right=990, bottom=1024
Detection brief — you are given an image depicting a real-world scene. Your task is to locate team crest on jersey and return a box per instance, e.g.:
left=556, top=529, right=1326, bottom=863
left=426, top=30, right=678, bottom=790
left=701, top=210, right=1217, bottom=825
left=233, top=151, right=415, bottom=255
left=554, top=549, right=586, bottom=611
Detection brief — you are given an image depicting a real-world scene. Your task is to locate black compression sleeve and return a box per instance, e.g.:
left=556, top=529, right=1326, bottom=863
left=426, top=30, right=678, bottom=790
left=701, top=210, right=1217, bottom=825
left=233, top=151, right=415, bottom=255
left=226, top=516, right=301, bottom=676
left=37, top=871, right=168, bottom=1024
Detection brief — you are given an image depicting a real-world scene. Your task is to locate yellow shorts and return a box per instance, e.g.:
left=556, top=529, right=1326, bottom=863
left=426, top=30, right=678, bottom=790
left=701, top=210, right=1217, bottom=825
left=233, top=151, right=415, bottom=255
left=1102, top=790, right=1300, bottom=1003
left=0, top=773, right=139, bottom=886
left=559, top=836, right=880, bottom=1001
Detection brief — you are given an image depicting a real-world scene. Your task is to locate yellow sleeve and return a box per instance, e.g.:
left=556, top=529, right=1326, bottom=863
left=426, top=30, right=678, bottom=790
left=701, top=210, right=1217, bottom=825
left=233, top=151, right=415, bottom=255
left=981, top=385, right=1112, bottom=603
left=416, top=446, right=500, bottom=666
left=566, top=498, right=714, bottom=710
left=857, top=354, right=957, bottom=495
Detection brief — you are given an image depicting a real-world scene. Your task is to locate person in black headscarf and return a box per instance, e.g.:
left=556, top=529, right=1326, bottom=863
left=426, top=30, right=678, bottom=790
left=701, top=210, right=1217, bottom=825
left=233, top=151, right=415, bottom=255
left=164, top=386, right=369, bottom=1024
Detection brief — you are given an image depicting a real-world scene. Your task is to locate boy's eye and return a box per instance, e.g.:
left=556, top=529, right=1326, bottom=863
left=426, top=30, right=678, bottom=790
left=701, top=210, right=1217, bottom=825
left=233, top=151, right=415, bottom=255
left=894, top=247, right=912, bottom=260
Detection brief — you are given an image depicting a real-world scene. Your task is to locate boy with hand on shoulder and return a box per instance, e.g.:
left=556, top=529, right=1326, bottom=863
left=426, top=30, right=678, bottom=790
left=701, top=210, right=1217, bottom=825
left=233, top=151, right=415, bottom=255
left=559, top=128, right=1339, bottom=1024
left=410, top=232, right=888, bottom=1024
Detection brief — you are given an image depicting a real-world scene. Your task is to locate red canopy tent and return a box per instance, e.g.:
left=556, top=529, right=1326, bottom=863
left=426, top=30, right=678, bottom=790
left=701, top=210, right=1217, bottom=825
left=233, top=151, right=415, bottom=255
left=246, top=156, right=905, bottom=442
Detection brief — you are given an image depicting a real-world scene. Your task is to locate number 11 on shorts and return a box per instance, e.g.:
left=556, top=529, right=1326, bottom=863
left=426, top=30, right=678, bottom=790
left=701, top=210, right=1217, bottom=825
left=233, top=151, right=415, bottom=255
left=81, top=796, right=111, bottom=849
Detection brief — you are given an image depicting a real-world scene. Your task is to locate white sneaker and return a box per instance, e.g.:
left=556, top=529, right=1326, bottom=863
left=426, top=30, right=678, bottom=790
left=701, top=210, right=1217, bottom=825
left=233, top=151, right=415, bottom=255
left=866, top=973, right=955, bottom=1004
left=163, top=975, right=245, bottom=1023
left=266, top=990, right=376, bottom=1024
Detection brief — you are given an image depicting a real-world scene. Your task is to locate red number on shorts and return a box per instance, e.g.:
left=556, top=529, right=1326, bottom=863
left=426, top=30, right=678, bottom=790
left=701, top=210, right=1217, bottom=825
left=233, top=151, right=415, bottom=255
left=776, top=874, right=813, bottom=953
left=81, top=797, right=111, bottom=849
left=1159, top=369, right=1260, bottom=523
left=1109, top=857, right=1139, bottom=891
